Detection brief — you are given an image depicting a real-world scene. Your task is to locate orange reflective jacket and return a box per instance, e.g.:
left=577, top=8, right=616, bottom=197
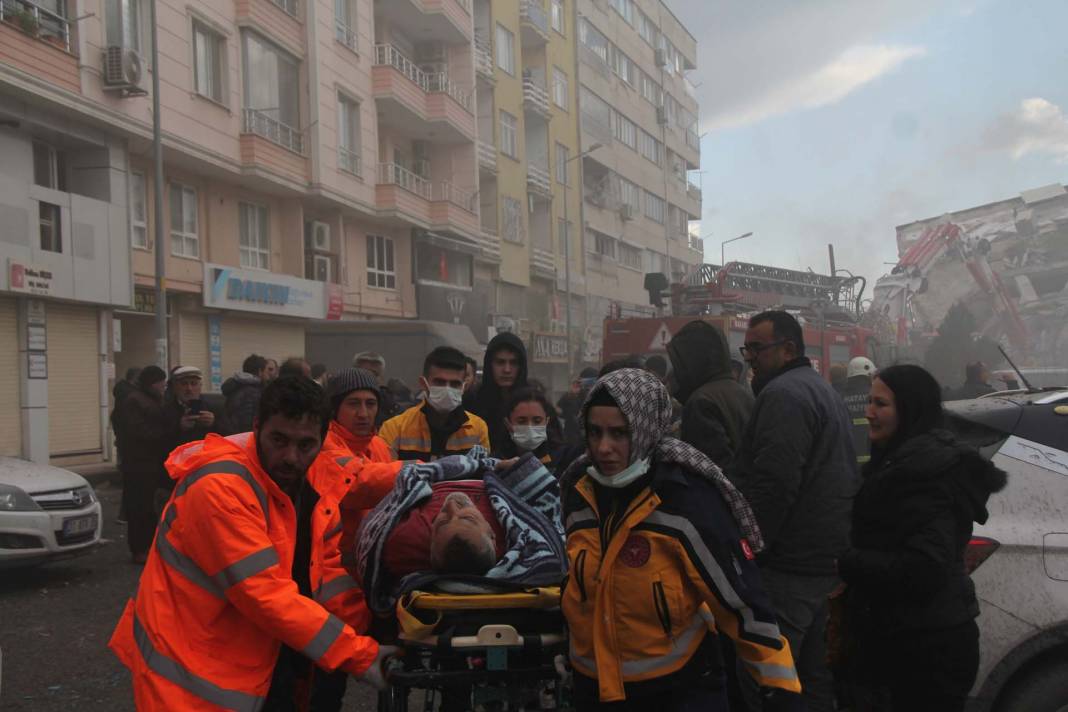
left=109, top=433, right=379, bottom=712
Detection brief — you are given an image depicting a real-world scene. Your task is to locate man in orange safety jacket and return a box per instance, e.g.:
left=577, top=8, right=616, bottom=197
left=109, top=376, right=395, bottom=711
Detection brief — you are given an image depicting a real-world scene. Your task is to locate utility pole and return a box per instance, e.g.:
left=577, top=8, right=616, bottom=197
left=150, top=0, right=167, bottom=368
left=562, top=143, right=602, bottom=373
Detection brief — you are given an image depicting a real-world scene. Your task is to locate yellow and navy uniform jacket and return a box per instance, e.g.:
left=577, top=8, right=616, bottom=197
left=379, top=403, right=489, bottom=461
left=562, top=460, right=801, bottom=703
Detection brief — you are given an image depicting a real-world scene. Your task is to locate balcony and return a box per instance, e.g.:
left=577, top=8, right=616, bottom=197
left=338, top=147, right=362, bottom=177
left=376, top=0, right=471, bottom=45
left=335, top=19, right=358, bottom=53
left=376, top=163, right=480, bottom=238
left=688, top=235, right=705, bottom=253
left=687, top=181, right=702, bottom=204
left=477, top=140, right=497, bottom=174
left=477, top=227, right=502, bottom=263
left=526, top=163, right=551, bottom=197
left=474, top=34, right=494, bottom=83
left=242, top=108, right=304, bottom=154
left=519, top=0, right=549, bottom=46
left=686, top=128, right=700, bottom=152
left=522, top=76, right=551, bottom=120
left=531, top=247, right=556, bottom=279
left=372, top=44, right=475, bottom=142
left=0, top=0, right=80, bottom=92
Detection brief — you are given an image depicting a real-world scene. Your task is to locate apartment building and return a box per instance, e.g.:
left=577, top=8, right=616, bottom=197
left=470, top=0, right=581, bottom=388
left=575, top=0, right=702, bottom=363
left=0, top=0, right=475, bottom=464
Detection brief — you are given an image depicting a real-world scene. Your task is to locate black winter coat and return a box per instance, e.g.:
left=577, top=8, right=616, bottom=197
left=667, top=320, right=754, bottom=467
left=465, top=332, right=529, bottom=453
left=114, top=387, right=171, bottom=483
left=839, top=430, right=1007, bottom=633
left=221, top=373, right=262, bottom=434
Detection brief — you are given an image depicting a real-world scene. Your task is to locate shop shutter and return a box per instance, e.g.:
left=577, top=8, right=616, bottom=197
left=48, top=303, right=102, bottom=458
left=220, top=317, right=305, bottom=378
left=179, top=313, right=210, bottom=379
left=0, top=298, right=21, bottom=457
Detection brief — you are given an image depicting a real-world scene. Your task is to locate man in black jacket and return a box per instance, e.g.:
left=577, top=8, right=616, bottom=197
left=950, top=361, right=996, bottom=400
left=222, top=354, right=267, bottom=433
left=668, top=320, right=754, bottom=467
left=465, top=332, right=529, bottom=453
left=166, top=366, right=222, bottom=454
left=730, top=310, right=858, bottom=712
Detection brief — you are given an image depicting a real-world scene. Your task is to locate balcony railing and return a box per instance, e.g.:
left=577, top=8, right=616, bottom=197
left=527, top=163, right=551, bottom=195
left=1, top=0, right=73, bottom=52
left=474, top=36, right=494, bottom=79
left=522, top=76, right=551, bottom=118
left=434, top=182, right=478, bottom=212
left=338, top=147, right=362, bottom=176
left=686, top=128, right=700, bottom=152
left=335, top=20, right=357, bottom=52
left=477, top=140, right=497, bottom=172
left=688, top=235, right=704, bottom=253
left=377, top=162, right=432, bottom=199
left=687, top=182, right=701, bottom=203
left=242, top=108, right=304, bottom=154
left=374, top=44, right=471, bottom=112
left=532, top=247, right=555, bottom=275
left=519, top=0, right=549, bottom=37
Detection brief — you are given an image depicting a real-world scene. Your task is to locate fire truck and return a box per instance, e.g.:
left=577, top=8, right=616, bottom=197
left=602, top=261, right=877, bottom=378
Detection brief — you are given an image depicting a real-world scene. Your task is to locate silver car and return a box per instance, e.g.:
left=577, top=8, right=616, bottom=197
left=944, top=390, right=1068, bottom=711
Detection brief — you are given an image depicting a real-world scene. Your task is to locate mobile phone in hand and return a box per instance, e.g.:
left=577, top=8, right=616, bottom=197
left=186, top=398, right=204, bottom=414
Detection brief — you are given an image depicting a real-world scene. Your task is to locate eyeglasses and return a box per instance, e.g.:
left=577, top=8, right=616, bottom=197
left=739, top=340, right=786, bottom=358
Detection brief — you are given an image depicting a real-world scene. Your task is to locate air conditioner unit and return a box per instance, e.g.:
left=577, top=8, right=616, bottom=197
left=314, top=254, right=333, bottom=283
left=654, top=48, right=668, bottom=68
left=103, top=45, right=144, bottom=90
left=620, top=204, right=635, bottom=221
left=656, top=106, right=667, bottom=125
left=311, top=221, right=331, bottom=252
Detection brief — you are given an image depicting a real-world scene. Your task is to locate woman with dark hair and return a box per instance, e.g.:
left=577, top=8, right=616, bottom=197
left=493, top=387, right=581, bottom=476
left=838, top=364, right=1007, bottom=711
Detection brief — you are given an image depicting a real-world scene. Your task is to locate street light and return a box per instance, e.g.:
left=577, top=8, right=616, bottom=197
left=721, top=231, right=753, bottom=267
left=561, top=142, right=602, bottom=372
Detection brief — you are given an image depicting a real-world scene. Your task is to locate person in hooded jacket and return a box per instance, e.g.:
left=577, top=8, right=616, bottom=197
left=560, top=368, right=803, bottom=712
left=223, top=353, right=269, bottom=433
left=465, top=332, right=529, bottom=453
left=667, top=320, right=755, bottom=467
left=838, top=364, right=1007, bottom=711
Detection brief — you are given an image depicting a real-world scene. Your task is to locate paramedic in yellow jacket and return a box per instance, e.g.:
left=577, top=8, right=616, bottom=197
left=560, top=368, right=803, bottom=711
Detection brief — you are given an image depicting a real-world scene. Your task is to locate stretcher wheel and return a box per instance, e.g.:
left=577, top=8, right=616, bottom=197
left=377, top=685, right=409, bottom=712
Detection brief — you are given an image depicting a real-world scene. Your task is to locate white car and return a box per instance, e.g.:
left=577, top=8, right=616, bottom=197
left=943, top=390, right=1068, bottom=711
left=0, top=456, right=103, bottom=568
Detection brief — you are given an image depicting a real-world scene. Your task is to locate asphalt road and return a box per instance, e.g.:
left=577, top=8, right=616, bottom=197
left=0, top=480, right=389, bottom=711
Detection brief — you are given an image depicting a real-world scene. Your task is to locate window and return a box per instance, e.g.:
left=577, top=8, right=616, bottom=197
left=270, top=0, right=297, bottom=17
left=39, top=203, right=61, bottom=253
left=613, top=112, right=636, bottom=149
left=131, top=172, right=147, bottom=249
left=499, top=111, right=518, bottom=159
left=105, top=0, right=140, bottom=52
left=555, top=143, right=569, bottom=185
left=33, top=141, right=65, bottom=191
left=646, top=249, right=667, bottom=275
left=644, top=191, right=665, bottom=223
left=337, top=94, right=361, bottom=175
left=238, top=203, right=269, bottom=269
left=640, top=72, right=662, bottom=106
left=609, top=0, right=634, bottom=25
left=193, top=21, right=224, bottom=103
left=366, top=234, right=396, bottom=289
left=551, top=0, right=564, bottom=34
left=593, top=231, right=616, bottom=259
left=578, top=18, right=608, bottom=64
left=638, top=130, right=661, bottom=164
left=416, top=243, right=472, bottom=287
left=619, top=242, right=642, bottom=270
left=637, top=11, right=657, bottom=46
left=242, top=31, right=302, bottom=153
left=502, top=197, right=523, bottom=243
left=608, top=45, right=634, bottom=85
left=334, top=0, right=357, bottom=50
left=496, top=24, right=515, bottom=75
left=552, top=67, right=569, bottom=110
left=169, top=183, right=199, bottom=258
left=619, top=178, right=640, bottom=212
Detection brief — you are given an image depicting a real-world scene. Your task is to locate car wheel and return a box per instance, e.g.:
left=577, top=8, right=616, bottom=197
left=997, top=660, right=1068, bottom=712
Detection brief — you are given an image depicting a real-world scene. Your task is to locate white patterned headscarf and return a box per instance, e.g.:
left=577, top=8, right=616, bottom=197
left=571, top=368, right=765, bottom=553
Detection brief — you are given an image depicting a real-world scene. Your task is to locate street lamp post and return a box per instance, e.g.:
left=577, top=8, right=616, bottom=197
left=721, top=231, right=753, bottom=267
left=562, top=142, right=602, bottom=373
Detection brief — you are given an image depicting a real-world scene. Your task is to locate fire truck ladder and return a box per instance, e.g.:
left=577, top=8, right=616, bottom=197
left=682, top=262, right=865, bottom=316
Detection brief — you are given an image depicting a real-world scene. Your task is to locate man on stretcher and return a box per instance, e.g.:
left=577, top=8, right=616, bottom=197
left=352, top=449, right=567, bottom=615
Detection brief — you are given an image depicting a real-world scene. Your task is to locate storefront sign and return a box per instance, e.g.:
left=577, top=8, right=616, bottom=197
left=208, top=316, right=223, bottom=391
left=532, top=332, right=569, bottom=364
left=204, top=264, right=333, bottom=320
left=133, top=289, right=173, bottom=316
left=9, top=260, right=54, bottom=296
left=28, top=352, right=47, bottom=379
left=27, top=325, right=46, bottom=351
left=27, top=300, right=46, bottom=326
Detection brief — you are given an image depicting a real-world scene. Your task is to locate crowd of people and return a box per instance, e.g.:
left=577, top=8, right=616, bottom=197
left=106, top=309, right=1007, bottom=712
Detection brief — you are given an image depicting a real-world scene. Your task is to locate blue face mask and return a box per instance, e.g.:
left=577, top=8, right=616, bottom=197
left=586, top=457, right=650, bottom=489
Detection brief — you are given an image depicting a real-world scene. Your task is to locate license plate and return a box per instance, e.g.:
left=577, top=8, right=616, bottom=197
left=62, top=514, right=97, bottom=537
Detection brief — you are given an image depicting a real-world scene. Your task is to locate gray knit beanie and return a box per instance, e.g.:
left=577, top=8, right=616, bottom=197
left=326, top=368, right=381, bottom=418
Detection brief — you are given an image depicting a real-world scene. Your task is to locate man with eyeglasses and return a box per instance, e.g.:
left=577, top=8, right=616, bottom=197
left=729, top=310, right=858, bottom=712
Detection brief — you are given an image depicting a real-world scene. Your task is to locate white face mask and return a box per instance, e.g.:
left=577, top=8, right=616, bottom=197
left=586, top=457, right=650, bottom=489
left=425, top=384, right=463, bottom=414
left=510, top=425, right=547, bottom=452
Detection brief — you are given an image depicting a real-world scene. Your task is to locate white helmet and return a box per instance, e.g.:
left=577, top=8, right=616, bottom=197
left=847, top=356, right=876, bottom=379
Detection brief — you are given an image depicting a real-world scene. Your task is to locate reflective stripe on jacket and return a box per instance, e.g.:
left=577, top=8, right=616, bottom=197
left=108, top=433, right=379, bottom=711
left=562, top=465, right=801, bottom=703
left=378, top=404, right=489, bottom=461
